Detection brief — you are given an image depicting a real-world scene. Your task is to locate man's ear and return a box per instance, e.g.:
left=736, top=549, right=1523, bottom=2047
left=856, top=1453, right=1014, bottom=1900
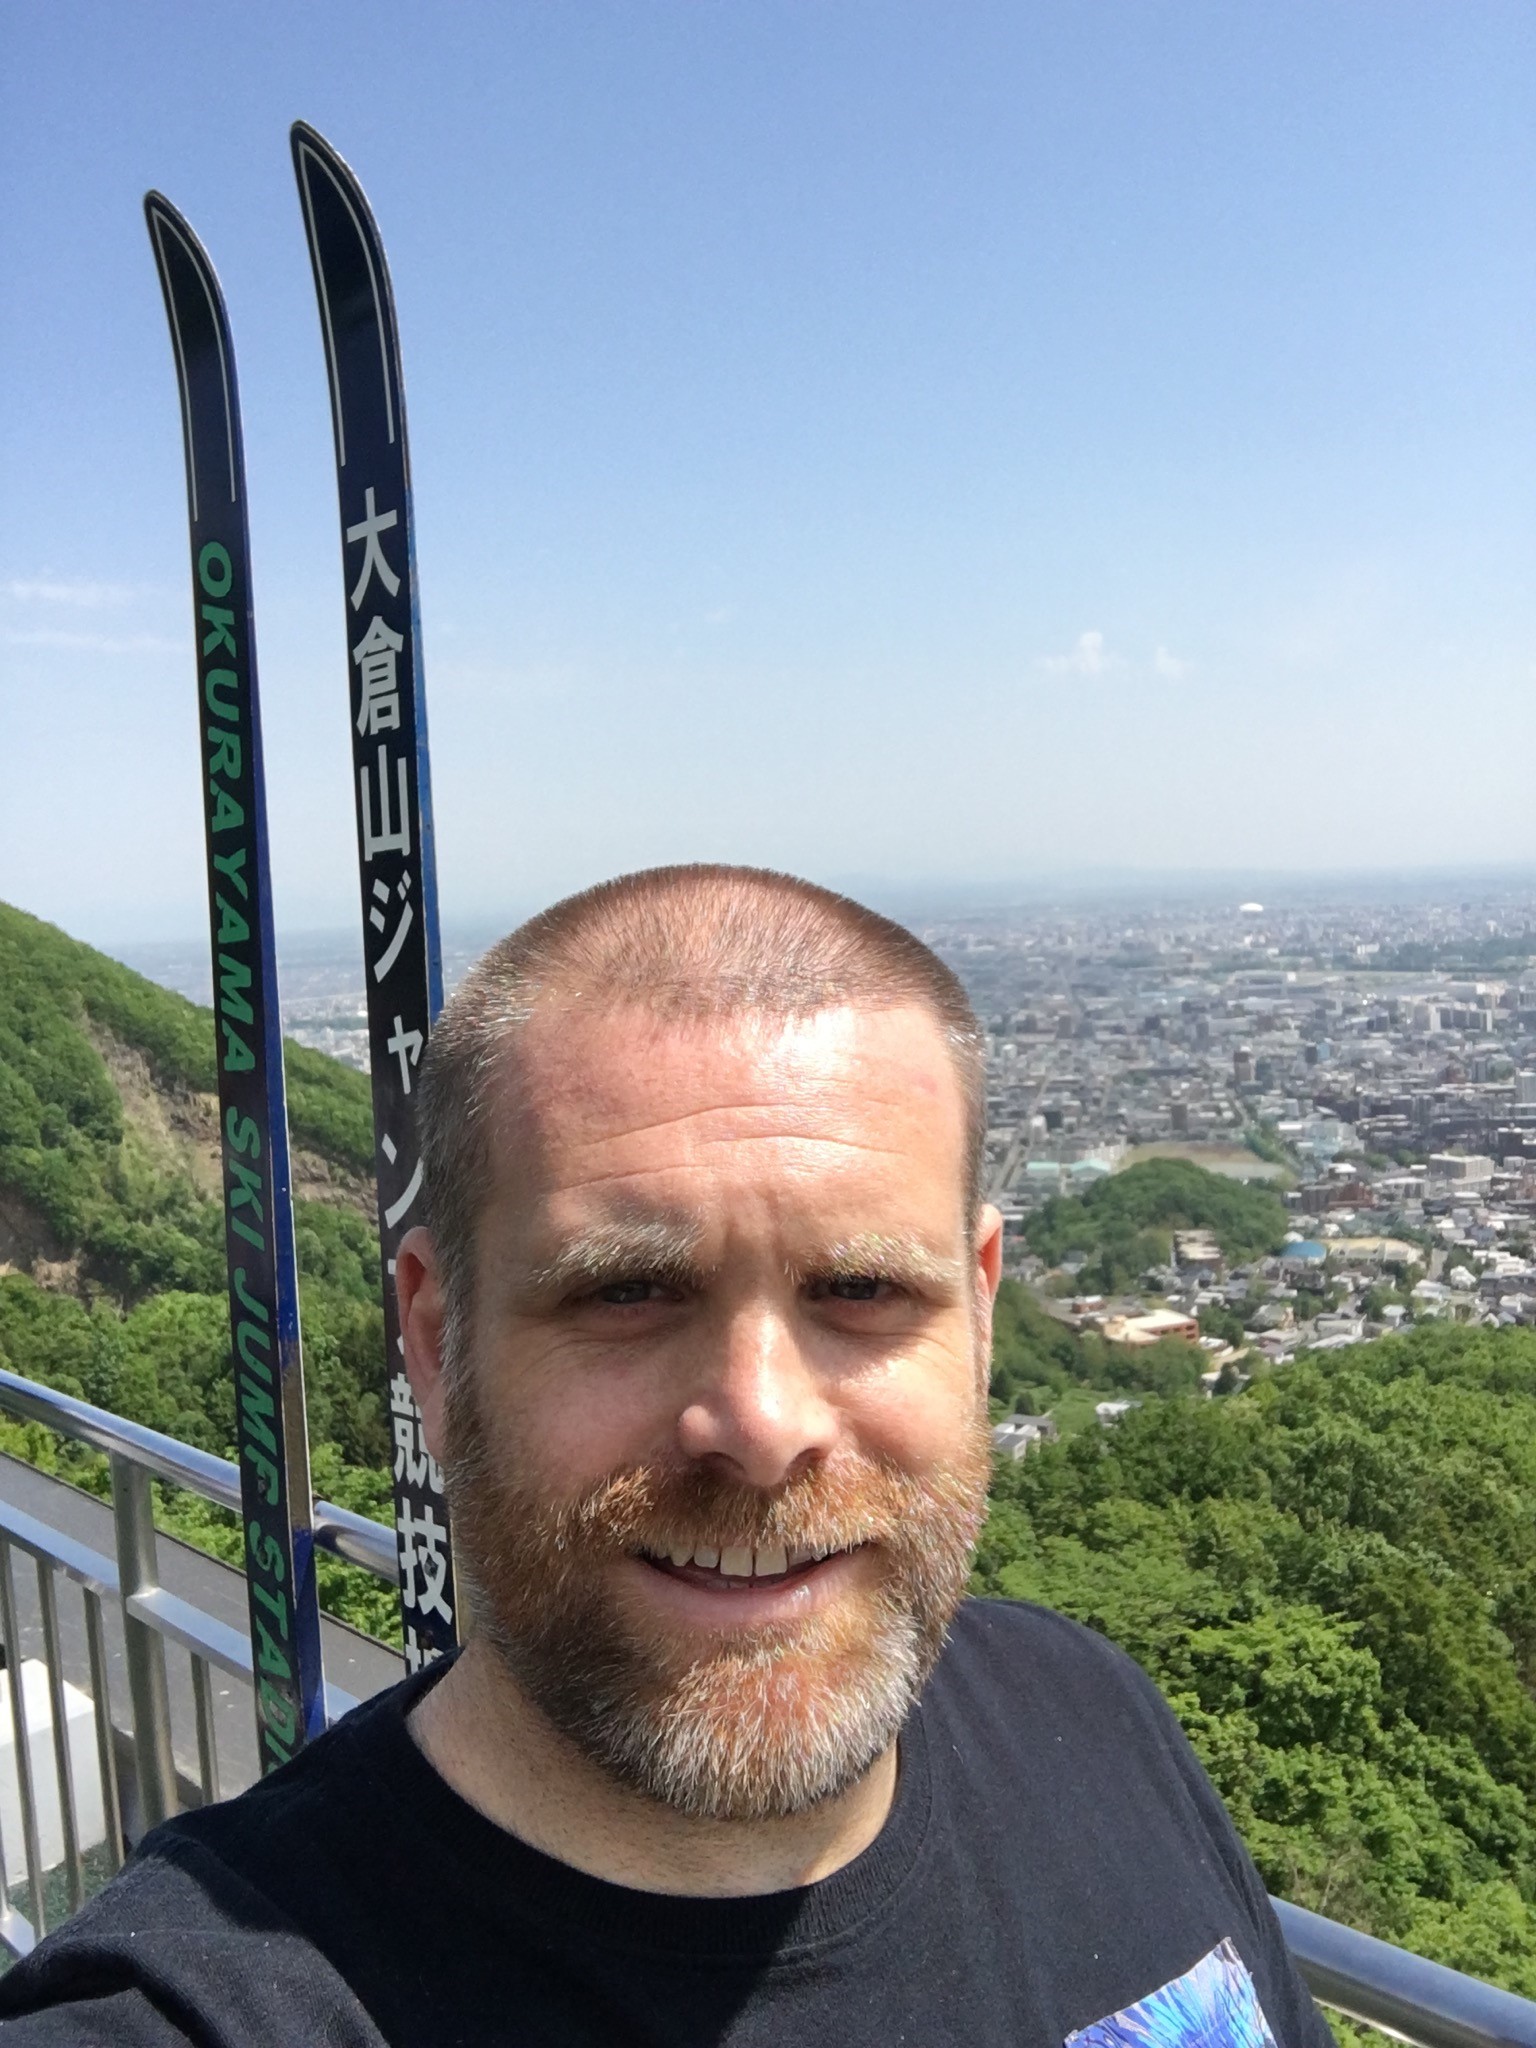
left=975, top=1203, right=1004, bottom=1302
left=971, top=1204, right=1005, bottom=1396
left=396, top=1226, right=450, bottom=1465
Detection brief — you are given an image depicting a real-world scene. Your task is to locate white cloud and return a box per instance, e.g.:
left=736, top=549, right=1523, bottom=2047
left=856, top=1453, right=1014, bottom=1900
left=2, top=578, right=143, bottom=609
left=1039, top=628, right=1121, bottom=677
left=1035, top=632, right=1193, bottom=681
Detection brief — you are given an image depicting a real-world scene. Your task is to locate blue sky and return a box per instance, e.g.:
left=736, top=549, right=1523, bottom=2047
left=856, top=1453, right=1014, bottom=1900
left=3, top=2, right=1535, bottom=944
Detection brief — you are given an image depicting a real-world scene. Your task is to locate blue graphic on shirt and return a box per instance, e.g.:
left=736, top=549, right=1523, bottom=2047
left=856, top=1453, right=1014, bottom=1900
left=1067, top=1938, right=1278, bottom=2048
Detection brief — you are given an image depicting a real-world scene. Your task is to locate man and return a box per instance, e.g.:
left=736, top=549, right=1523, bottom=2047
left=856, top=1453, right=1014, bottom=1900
left=0, top=866, right=1331, bottom=2047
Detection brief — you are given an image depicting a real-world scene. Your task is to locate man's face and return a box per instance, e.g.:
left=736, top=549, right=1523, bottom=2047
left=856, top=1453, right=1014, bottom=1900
left=407, top=999, right=1000, bottom=1822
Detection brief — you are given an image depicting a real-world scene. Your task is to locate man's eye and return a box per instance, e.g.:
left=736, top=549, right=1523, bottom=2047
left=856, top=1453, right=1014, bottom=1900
left=593, top=1278, right=666, bottom=1307
left=821, top=1276, right=886, bottom=1302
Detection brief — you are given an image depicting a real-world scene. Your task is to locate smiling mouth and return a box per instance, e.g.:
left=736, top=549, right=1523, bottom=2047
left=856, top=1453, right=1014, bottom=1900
left=636, top=1541, right=855, bottom=1589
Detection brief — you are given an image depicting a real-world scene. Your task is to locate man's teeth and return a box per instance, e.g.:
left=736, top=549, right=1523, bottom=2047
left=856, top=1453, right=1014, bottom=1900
left=654, top=1541, right=836, bottom=1577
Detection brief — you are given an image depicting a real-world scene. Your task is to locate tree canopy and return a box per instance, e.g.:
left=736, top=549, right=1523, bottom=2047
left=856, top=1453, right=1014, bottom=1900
left=0, top=903, right=394, bottom=1636
left=1025, top=1157, right=1288, bottom=1291
left=976, top=1323, right=1536, bottom=2000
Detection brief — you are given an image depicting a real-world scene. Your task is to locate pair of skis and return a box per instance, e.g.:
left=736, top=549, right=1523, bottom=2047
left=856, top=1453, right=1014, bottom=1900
left=146, top=125, right=458, bottom=1776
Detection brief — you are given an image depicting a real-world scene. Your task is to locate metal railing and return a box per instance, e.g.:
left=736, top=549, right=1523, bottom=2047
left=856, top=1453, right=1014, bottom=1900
left=0, top=1363, right=395, bottom=1956
left=0, top=1367, right=1533, bottom=2048
left=1274, top=1900, right=1536, bottom=2048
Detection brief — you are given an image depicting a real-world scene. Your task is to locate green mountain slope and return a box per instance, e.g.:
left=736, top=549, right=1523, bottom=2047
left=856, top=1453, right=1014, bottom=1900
left=978, top=1325, right=1536, bottom=1997
left=1026, top=1156, right=1289, bottom=1290
left=0, top=903, right=396, bottom=1634
left=0, top=901, right=374, bottom=1282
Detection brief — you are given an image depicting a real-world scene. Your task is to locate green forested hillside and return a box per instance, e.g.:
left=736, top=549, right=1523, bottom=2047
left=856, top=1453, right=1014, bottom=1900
left=977, top=1325, right=1536, bottom=1997
left=0, top=904, right=397, bottom=1637
left=3, top=905, right=1536, bottom=2006
left=0, top=901, right=372, bottom=1277
left=1026, top=1156, right=1288, bottom=1290
left=990, top=1277, right=1207, bottom=1405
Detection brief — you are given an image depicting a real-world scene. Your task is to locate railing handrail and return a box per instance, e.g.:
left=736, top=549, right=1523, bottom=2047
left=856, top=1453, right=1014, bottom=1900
left=0, top=1364, right=396, bottom=1582
left=1275, top=1899, right=1536, bottom=2048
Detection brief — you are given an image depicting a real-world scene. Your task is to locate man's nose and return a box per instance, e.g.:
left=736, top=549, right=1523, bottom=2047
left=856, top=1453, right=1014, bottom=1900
left=674, top=1304, right=839, bottom=1488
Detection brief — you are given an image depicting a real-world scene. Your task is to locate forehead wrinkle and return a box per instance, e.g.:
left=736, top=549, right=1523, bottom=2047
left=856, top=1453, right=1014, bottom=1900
left=484, top=1027, right=969, bottom=1207
left=549, top=1134, right=918, bottom=1197
left=554, top=1094, right=928, bottom=1148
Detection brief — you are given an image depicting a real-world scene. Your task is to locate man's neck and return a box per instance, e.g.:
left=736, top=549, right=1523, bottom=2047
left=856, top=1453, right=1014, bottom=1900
left=408, top=1640, right=899, bottom=1898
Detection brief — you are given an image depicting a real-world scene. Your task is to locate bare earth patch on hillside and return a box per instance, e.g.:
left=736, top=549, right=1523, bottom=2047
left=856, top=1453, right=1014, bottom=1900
left=87, top=1020, right=222, bottom=1196
left=87, top=1019, right=377, bottom=1224
left=292, top=1148, right=377, bottom=1224
left=0, top=1188, right=82, bottom=1290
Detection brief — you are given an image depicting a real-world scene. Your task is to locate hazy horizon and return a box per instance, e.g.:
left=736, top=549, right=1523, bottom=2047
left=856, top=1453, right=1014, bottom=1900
left=19, top=857, right=1536, bottom=959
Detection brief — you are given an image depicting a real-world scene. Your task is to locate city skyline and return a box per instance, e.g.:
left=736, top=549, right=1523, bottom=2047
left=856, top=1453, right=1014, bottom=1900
left=93, top=858, right=1536, bottom=1355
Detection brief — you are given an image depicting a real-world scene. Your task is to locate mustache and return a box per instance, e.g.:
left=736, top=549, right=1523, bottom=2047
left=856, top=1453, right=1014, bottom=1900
left=515, top=1450, right=987, bottom=1565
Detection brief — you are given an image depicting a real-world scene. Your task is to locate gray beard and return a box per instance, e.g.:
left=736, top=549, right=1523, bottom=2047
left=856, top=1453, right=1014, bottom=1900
left=441, top=1373, right=989, bottom=1822
left=484, top=1579, right=930, bottom=1822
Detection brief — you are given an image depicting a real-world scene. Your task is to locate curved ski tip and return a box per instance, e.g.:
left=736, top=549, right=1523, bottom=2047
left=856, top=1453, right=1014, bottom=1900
left=141, top=195, right=229, bottom=309
left=142, top=189, right=207, bottom=259
left=290, top=119, right=357, bottom=181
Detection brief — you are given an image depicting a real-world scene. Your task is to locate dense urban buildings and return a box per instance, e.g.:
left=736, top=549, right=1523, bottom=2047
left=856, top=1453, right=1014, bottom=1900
left=903, top=881, right=1536, bottom=1371
left=119, top=875, right=1536, bottom=1369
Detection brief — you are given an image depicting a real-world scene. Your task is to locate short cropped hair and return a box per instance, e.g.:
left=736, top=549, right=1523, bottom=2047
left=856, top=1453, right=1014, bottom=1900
left=415, top=864, right=987, bottom=1337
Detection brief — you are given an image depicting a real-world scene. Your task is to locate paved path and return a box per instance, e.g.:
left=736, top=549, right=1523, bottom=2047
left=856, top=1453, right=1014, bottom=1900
left=0, top=1453, right=403, bottom=1803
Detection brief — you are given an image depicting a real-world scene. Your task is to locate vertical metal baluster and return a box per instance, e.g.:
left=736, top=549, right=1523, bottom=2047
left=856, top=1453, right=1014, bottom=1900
left=82, top=1589, right=123, bottom=1877
left=0, top=1577, right=16, bottom=1939
left=109, top=1455, right=176, bottom=1832
left=0, top=1541, right=46, bottom=1934
left=190, top=1654, right=220, bottom=1808
left=36, top=1562, right=82, bottom=1915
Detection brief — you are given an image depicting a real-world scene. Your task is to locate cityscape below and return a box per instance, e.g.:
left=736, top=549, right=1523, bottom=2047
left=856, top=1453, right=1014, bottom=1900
left=115, top=871, right=1536, bottom=1375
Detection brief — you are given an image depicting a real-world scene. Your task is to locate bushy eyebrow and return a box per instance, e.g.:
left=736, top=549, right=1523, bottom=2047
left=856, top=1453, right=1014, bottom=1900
left=523, top=1218, right=710, bottom=1299
left=792, top=1232, right=965, bottom=1293
left=520, top=1223, right=963, bottom=1303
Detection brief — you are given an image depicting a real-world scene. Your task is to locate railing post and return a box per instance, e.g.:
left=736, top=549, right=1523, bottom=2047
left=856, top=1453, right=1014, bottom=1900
left=82, top=1589, right=124, bottom=1875
left=109, top=1454, right=177, bottom=1832
left=36, top=1560, right=84, bottom=1915
left=0, top=1541, right=45, bottom=1933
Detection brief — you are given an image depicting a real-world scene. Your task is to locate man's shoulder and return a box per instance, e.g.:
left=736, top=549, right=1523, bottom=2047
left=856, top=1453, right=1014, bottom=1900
left=927, top=1597, right=1181, bottom=1766
left=0, top=1677, right=415, bottom=2040
left=155, top=1665, right=410, bottom=1871
left=0, top=1826, right=383, bottom=2042
left=943, top=1593, right=1158, bottom=1693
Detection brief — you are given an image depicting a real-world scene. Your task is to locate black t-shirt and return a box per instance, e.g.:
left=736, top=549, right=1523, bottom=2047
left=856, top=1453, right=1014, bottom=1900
left=0, top=1600, right=1333, bottom=2048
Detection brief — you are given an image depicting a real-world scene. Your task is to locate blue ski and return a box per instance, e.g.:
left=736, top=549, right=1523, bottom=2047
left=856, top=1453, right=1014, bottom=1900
left=145, top=193, right=327, bottom=1767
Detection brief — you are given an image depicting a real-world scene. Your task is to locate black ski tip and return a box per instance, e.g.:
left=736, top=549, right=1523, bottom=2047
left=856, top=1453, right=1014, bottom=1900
left=143, top=189, right=186, bottom=235
left=290, top=119, right=362, bottom=194
left=142, top=191, right=221, bottom=288
left=290, top=119, right=390, bottom=270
